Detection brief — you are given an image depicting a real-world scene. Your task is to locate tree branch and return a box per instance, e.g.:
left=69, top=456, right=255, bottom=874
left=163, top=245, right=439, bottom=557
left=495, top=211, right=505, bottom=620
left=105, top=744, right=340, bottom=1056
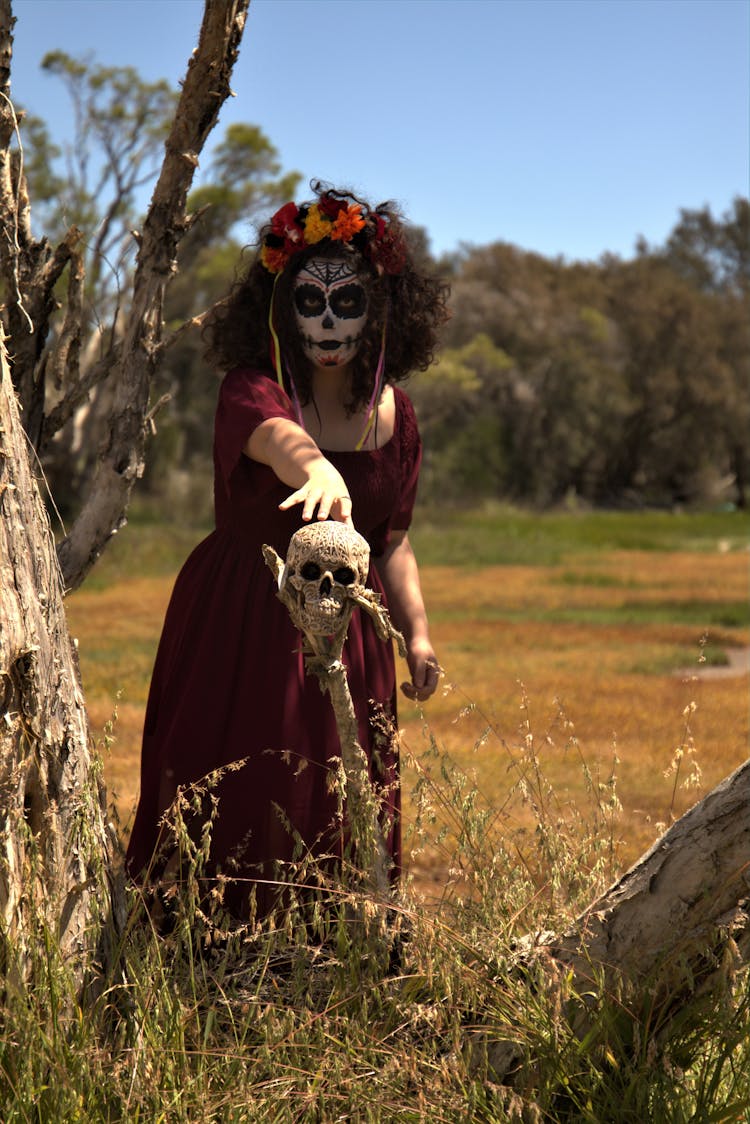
left=56, top=0, right=249, bottom=591
left=40, top=344, right=120, bottom=449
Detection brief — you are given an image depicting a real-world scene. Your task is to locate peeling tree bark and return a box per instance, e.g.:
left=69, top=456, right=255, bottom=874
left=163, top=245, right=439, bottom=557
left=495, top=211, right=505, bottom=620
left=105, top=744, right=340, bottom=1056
left=0, top=330, right=119, bottom=989
left=0, top=0, right=250, bottom=991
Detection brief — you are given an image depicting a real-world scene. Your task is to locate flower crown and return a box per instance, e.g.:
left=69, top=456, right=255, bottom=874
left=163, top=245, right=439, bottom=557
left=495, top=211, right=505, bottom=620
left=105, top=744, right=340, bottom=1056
left=260, top=192, right=407, bottom=276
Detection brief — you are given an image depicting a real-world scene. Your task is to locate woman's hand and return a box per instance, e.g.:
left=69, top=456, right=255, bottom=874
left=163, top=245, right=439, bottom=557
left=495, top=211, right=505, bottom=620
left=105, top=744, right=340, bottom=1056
left=401, top=636, right=442, bottom=702
left=279, top=461, right=353, bottom=523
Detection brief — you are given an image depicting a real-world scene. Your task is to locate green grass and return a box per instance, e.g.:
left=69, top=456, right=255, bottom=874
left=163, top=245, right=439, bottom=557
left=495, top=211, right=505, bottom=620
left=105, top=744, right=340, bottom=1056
left=77, top=640, right=163, bottom=699
left=625, top=650, right=730, bottom=676
left=428, top=600, right=749, bottom=630
left=410, top=505, right=750, bottom=567
left=81, top=518, right=210, bottom=589
left=536, top=600, right=748, bottom=628
left=79, top=504, right=750, bottom=585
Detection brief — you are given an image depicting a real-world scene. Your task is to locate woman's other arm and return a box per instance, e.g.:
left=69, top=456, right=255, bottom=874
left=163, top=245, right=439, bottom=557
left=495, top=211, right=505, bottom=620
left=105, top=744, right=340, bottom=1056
left=373, top=530, right=440, bottom=701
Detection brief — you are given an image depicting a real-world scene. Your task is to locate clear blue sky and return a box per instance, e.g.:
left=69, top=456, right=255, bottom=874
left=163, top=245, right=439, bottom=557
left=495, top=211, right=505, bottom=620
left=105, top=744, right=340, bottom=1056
left=9, top=0, right=750, bottom=263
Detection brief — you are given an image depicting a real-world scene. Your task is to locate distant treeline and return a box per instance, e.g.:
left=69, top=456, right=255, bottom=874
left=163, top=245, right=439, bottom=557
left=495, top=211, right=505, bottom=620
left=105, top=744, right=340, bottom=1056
left=83, top=196, right=750, bottom=520
left=410, top=197, right=749, bottom=510
left=141, top=197, right=747, bottom=518
left=16, top=56, right=747, bottom=518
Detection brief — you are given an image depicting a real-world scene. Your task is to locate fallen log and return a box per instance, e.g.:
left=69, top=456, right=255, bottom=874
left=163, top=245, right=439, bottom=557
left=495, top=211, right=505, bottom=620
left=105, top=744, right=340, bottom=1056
left=488, top=758, right=750, bottom=1082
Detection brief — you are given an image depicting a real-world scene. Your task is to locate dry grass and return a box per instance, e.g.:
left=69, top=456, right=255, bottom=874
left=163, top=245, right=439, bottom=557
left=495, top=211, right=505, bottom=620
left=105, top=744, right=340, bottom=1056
left=7, top=523, right=747, bottom=1120
left=68, top=576, right=172, bottom=824
left=399, top=550, right=749, bottom=874
left=66, top=538, right=749, bottom=885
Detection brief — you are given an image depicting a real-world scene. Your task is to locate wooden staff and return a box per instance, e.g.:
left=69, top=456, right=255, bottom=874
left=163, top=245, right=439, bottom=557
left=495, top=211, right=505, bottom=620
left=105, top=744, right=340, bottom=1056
left=263, top=529, right=406, bottom=898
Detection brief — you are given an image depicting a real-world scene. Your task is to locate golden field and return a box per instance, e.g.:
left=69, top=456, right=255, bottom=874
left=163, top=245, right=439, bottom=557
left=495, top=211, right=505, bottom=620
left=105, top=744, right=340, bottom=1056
left=397, top=551, right=748, bottom=885
left=66, top=515, right=749, bottom=888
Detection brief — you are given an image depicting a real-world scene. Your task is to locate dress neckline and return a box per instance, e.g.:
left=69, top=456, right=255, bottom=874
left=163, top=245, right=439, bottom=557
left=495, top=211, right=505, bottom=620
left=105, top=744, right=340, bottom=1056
left=318, top=387, right=401, bottom=456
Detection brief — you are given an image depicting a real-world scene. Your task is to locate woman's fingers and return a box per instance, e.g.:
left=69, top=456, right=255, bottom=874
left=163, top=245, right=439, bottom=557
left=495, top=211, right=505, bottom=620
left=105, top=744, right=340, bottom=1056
left=401, top=652, right=442, bottom=701
left=279, top=484, right=353, bottom=524
left=330, top=494, right=353, bottom=524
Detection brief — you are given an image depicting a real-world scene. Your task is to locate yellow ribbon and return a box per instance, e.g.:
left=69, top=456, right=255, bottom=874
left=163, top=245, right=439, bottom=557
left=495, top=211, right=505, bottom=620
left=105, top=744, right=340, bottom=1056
left=268, top=273, right=284, bottom=389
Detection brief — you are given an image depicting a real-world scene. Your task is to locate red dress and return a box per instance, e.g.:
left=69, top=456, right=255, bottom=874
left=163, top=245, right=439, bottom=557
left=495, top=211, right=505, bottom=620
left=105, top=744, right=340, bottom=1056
left=126, top=368, right=422, bottom=916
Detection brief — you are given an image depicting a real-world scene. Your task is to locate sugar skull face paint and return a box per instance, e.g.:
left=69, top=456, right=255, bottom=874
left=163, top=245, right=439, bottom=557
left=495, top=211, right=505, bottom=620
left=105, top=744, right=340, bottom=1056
left=293, top=258, right=368, bottom=369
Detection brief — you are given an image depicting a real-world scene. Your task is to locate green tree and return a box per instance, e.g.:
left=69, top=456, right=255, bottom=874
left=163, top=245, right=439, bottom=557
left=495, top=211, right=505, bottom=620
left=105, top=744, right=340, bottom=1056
left=435, top=209, right=749, bottom=509
left=410, top=334, right=511, bottom=502
left=13, top=53, right=299, bottom=519
left=604, top=251, right=749, bottom=506
left=33, top=51, right=178, bottom=300
left=661, top=196, right=750, bottom=296
left=179, top=123, right=299, bottom=264
left=433, top=247, right=628, bottom=505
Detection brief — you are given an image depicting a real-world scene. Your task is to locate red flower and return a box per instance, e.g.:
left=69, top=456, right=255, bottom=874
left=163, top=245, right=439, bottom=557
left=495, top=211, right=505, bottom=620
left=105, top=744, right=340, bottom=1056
left=368, top=217, right=406, bottom=274
left=271, top=201, right=303, bottom=246
left=318, top=194, right=348, bottom=221
left=261, top=244, right=290, bottom=274
left=380, top=241, right=407, bottom=274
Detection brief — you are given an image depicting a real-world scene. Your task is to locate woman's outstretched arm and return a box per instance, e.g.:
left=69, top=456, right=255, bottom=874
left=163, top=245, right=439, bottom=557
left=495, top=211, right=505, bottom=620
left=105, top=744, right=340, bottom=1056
left=245, top=417, right=352, bottom=524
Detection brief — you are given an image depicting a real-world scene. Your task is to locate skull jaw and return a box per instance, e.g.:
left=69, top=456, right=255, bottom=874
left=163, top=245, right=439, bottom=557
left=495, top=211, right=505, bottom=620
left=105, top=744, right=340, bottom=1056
left=291, top=590, right=350, bottom=639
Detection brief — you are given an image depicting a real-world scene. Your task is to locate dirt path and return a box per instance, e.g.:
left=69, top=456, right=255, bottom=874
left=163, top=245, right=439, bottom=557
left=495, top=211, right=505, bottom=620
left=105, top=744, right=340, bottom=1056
left=677, top=647, right=750, bottom=680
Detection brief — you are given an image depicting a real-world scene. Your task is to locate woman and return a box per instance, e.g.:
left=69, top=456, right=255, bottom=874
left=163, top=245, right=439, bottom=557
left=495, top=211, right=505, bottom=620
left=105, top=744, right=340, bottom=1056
left=126, top=185, right=449, bottom=918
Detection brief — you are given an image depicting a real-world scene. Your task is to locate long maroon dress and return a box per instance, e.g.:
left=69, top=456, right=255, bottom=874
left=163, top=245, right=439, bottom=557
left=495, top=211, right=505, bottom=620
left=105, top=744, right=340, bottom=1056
left=126, top=367, right=422, bottom=917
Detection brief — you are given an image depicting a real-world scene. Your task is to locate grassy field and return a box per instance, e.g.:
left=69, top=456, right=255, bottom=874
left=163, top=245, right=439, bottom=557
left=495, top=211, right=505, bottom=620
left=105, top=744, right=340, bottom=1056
left=66, top=506, right=750, bottom=888
left=3, top=505, right=747, bottom=1122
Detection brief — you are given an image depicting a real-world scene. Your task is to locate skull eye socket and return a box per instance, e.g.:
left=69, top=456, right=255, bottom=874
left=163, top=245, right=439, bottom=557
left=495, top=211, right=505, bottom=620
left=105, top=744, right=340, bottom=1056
left=333, top=566, right=356, bottom=585
left=300, top=562, right=322, bottom=580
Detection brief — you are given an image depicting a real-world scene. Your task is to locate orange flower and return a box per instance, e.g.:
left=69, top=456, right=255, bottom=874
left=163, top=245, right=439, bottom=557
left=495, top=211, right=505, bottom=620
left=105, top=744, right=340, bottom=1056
left=260, top=244, right=289, bottom=274
left=331, top=205, right=365, bottom=242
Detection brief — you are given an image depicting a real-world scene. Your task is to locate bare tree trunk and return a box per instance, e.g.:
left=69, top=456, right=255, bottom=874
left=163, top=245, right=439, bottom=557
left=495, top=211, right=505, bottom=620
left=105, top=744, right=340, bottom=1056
left=0, top=0, right=249, bottom=593
left=549, top=757, right=749, bottom=994
left=0, top=0, right=250, bottom=991
left=0, top=330, right=119, bottom=990
left=56, top=0, right=249, bottom=592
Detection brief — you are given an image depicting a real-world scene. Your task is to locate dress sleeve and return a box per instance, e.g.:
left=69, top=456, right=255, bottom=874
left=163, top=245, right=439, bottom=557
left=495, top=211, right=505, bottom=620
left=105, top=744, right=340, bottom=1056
left=214, top=367, right=297, bottom=498
left=391, top=389, right=423, bottom=531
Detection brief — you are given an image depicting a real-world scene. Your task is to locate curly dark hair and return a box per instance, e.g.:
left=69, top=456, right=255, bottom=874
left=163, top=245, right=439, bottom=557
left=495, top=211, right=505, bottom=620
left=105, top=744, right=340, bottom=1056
left=202, top=185, right=450, bottom=414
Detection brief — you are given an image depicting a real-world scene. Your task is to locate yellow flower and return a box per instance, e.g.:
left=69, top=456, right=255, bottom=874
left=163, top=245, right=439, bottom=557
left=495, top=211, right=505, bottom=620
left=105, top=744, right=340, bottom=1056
left=303, top=204, right=332, bottom=245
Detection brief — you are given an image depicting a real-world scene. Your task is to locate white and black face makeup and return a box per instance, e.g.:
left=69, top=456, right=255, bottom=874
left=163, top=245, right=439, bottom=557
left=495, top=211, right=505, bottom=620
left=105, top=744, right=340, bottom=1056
left=293, top=258, right=368, bottom=370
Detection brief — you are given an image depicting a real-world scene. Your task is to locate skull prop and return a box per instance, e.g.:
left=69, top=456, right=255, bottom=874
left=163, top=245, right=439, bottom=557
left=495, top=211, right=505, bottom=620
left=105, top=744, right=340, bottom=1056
left=282, top=522, right=370, bottom=639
